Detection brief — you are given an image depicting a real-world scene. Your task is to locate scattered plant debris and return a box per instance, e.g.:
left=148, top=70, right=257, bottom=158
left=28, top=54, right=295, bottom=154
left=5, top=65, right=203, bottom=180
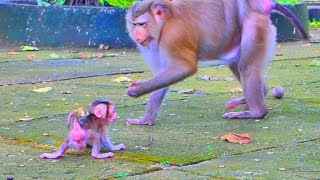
left=177, top=89, right=196, bottom=94
left=27, top=54, right=36, bottom=59
left=77, top=107, right=85, bottom=117
left=116, top=172, right=129, bottom=178
left=273, top=86, right=285, bottom=99
left=310, top=60, right=320, bottom=67
left=7, top=52, right=20, bottom=55
left=229, top=87, right=243, bottom=93
left=160, top=161, right=171, bottom=167
left=113, top=77, right=133, bottom=83
left=32, top=87, right=53, bottom=93
left=221, top=132, right=253, bottom=144
left=49, top=53, right=62, bottom=59
left=21, top=46, right=39, bottom=51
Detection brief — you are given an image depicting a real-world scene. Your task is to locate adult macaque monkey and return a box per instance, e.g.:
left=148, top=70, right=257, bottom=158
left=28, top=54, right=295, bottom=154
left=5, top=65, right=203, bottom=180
left=40, top=99, right=126, bottom=159
left=125, top=0, right=309, bottom=125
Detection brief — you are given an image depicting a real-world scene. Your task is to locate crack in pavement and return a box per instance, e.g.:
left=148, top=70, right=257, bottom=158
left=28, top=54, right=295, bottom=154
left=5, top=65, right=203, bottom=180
left=0, top=70, right=145, bottom=87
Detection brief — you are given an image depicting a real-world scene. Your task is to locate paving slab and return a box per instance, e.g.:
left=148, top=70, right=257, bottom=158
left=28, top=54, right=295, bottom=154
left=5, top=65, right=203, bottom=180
left=0, top=137, right=156, bottom=179
left=0, top=51, right=146, bottom=86
left=179, top=139, right=320, bottom=180
left=133, top=139, right=319, bottom=180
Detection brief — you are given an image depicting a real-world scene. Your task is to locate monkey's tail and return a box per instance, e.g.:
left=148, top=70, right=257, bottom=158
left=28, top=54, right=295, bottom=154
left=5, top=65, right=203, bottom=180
left=67, top=112, right=78, bottom=129
left=273, top=3, right=309, bottom=40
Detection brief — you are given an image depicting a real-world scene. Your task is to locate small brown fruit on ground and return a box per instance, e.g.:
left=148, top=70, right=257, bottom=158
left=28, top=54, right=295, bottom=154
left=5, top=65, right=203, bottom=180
left=273, top=86, right=284, bottom=99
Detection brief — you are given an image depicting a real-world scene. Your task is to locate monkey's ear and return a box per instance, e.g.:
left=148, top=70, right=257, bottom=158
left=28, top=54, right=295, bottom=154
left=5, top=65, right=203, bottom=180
left=152, top=4, right=170, bottom=20
left=93, top=104, right=107, bottom=118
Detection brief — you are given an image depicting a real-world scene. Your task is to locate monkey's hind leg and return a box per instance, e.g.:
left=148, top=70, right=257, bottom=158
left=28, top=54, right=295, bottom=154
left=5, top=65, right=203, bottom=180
left=226, top=54, right=247, bottom=110
left=39, top=142, right=68, bottom=159
left=91, top=142, right=114, bottom=159
left=223, top=13, right=276, bottom=119
left=226, top=97, right=246, bottom=109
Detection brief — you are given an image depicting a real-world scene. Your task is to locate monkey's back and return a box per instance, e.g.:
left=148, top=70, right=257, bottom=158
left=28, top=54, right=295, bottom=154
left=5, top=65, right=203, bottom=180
left=168, top=0, right=242, bottom=60
left=79, top=114, right=108, bottom=132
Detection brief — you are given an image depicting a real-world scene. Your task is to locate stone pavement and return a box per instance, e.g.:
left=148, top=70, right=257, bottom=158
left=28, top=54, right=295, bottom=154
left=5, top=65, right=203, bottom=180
left=0, top=31, right=320, bottom=179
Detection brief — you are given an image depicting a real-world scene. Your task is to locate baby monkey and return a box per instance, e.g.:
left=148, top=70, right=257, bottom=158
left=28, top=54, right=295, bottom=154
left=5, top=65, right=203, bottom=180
left=40, top=99, right=126, bottom=159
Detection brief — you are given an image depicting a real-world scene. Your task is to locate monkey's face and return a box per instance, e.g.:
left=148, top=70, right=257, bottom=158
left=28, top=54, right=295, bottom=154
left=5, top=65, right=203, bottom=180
left=134, top=23, right=152, bottom=46
left=107, top=104, right=118, bottom=123
left=127, top=15, right=154, bottom=47
left=126, top=1, right=170, bottom=47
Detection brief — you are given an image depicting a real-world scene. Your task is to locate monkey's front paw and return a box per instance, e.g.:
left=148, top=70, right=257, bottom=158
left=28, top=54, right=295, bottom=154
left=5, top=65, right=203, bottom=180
left=39, top=153, right=63, bottom=159
left=127, top=82, right=145, bottom=97
left=39, top=153, right=47, bottom=159
left=92, top=152, right=114, bottom=159
left=223, top=110, right=267, bottom=119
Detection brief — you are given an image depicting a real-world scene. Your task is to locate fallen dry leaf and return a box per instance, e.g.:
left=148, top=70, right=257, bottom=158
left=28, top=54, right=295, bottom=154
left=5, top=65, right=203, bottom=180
left=106, top=53, right=119, bottom=57
left=211, top=77, right=220, bottom=81
left=32, top=87, right=53, bottom=93
left=19, top=118, right=33, bottom=121
left=224, top=77, right=234, bottom=81
left=77, top=107, right=85, bottom=117
left=139, top=146, right=150, bottom=150
left=177, top=89, right=196, bottom=94
left=7, top=52, right=20, bottom=55
left=93, top=53, right=104, bottom=58
left=221, top=132, right=253, bottom=144
left=81, top=54, right=90, bottom=59
left=49, top=53, right=62, bottom=59
left=113, top=77, right=133, bottom=83
left=27, top=54, right=36, bottom=59
left=20, top=45, right=39, bottom=51
left=229, top=87, right=243, bottom=93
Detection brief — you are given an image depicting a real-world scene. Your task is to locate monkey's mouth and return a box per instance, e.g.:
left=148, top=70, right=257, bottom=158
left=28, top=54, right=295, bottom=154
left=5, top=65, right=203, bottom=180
left=139, top=38, right=152, bottom=46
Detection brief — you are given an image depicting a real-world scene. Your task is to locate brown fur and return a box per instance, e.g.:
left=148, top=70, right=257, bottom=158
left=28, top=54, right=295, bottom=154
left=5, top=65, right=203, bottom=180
left=125, top=0, right=308, bottom=125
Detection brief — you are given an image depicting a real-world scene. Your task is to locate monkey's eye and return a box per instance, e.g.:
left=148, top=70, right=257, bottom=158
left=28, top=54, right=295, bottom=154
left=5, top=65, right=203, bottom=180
left=133, top=22, right=146, bottom=28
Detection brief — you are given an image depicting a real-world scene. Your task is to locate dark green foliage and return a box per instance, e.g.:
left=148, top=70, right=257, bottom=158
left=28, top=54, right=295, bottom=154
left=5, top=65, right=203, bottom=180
left=309, top=19, right=320, bottom=29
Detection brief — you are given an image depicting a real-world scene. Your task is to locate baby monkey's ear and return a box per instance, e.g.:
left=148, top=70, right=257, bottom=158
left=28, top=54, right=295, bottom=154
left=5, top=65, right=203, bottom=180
left=92, top=103, right=108, bottom=119
left=88, top=99, right=112, bottom=119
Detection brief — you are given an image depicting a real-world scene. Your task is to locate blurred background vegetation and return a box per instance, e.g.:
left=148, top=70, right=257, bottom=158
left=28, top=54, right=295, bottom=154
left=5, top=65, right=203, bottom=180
left=275, top=0, right=303, bottom=5
left=48, top=0, right=305, bottom=7
left=106, top=0, right=135, bottom=7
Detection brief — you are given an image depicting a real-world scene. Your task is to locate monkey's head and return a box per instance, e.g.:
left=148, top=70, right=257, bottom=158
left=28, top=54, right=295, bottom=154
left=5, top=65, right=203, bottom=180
left=126, top=0, right=171, bottom=47
left=88, top=99, right=118, bottom=123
